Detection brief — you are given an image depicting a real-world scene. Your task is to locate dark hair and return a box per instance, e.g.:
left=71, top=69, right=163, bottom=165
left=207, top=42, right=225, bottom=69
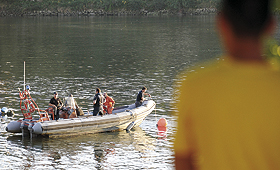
left=96, top=88, right=101, bottom=93
left=142, top=86, right=147, bottom=90
left=221, top=0, right=272, bottom=37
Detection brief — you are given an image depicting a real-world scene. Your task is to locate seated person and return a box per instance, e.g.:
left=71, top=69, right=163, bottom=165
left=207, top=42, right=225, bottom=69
left=63, top=94, right=79, bottom=118
left=49, top=92, right=63, bottom=120
left=64, top=94, right=78, bottom=109
left=65, top=94, right=84, bottom=116
left=103, top=92, right=115, bottom=114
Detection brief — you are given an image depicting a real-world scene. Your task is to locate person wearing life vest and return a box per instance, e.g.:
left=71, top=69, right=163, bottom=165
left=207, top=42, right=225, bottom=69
left=23, top=99, right=36, bottom=113
left=49, top=92, right=63, bottom=120
left=103, top=92, right=115, bottom=114
left=93, top=88, right=104, bottom=116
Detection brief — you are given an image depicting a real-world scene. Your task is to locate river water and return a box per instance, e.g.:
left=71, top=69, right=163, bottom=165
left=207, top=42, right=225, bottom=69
left=0, top=15, right=279, bottom=169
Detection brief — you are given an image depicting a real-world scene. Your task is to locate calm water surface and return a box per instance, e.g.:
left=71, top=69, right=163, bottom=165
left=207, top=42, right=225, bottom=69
left=0, top=16, right=279, bottom=169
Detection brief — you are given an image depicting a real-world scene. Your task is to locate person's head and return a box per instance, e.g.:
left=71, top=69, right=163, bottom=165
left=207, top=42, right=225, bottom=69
left=69, top=94, right=73, bottom=97
left=103, top=92, right=107, bottom=98
left=54, top=92, right=58, bottom=98
left=96, top=88, right=101, bottom=94
left=142, top=86, right=147, bottom=92
left=219, top=0, right=274, bottom=38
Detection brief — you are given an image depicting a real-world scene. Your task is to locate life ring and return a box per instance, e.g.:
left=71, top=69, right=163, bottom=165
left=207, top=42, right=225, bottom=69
left=23, top=112, right=32, bottom=119
left=23, top=100, right=36, bottom=113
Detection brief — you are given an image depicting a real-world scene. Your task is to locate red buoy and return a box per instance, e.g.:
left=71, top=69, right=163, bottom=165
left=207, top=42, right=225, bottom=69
left=157, top=118, right=167, bottom=127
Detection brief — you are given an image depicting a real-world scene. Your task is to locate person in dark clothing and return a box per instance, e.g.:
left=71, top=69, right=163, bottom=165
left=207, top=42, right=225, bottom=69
left=93, top=88, right=104, bottom=116
left=49, top=91, right=63, bottom=120
left=135, top=86, right=151, bottom=107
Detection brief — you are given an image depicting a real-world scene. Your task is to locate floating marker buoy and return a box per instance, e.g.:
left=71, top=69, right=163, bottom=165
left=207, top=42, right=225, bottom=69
left=157, top=125, right=167, bottom=132
left=157, top=118, right=167, bottom=127
left=157, top=118, right=167, bottom=139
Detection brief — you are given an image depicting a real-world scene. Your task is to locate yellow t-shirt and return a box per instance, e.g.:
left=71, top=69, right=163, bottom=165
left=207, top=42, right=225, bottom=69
left=174, top=57, right=280, bottom=169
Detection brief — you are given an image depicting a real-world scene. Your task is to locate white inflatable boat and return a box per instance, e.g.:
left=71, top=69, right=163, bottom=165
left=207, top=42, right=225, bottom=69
left=6, top=99, right=156, bottom=137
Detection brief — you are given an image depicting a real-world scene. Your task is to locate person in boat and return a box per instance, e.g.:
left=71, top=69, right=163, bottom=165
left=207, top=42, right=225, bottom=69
left=135, top=86, right=151, bottom=107
left=64, top=94, right=84, bottom=116
left=103, top=92, right=115, bottom=114
left=174, top=0, right=279, bottom=169
left=93, top=88, right=104, bottom=116
left=49, top=91, right=63, bottom=120
left=64, top=94, right=79, bottom=110
left=64, top=94, right=79, bottom=118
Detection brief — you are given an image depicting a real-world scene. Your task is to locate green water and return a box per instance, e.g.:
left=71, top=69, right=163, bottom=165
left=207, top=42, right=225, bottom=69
left=0, top=15, right=279, bottom=169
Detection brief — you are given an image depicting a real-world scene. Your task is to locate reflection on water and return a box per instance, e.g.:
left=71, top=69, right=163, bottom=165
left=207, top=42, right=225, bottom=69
left=0, top=15, right=226, bottom=169
left=0, top=113, right=175, bottom=169
left=3, top=127, right=167, bottom=169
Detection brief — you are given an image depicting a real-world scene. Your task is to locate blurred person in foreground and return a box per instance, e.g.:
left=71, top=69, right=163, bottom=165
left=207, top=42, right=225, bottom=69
left=174, top=0, right=279, bottom=169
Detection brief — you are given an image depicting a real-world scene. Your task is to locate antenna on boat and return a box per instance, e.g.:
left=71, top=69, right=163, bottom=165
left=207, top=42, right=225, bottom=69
left=23, top=61, right=25, bottom=91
